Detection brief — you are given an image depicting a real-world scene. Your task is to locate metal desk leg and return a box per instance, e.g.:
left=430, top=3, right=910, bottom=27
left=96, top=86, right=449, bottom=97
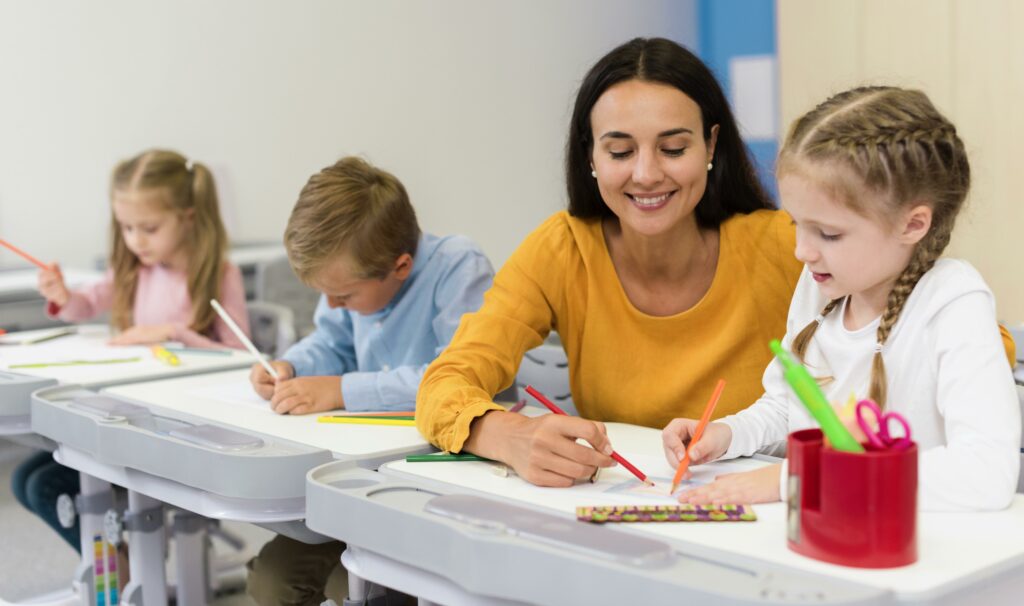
left=77, top=473, right=113, bottom=606
left=120, top=491, right=167, bottom=606
left=171, top=511, right=209, bottom=606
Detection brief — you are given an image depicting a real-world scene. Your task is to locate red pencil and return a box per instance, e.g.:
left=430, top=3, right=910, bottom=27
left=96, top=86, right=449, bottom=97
left=524, top=385, right=654, bottom=486
left=0, top=239, right=48, bottom=270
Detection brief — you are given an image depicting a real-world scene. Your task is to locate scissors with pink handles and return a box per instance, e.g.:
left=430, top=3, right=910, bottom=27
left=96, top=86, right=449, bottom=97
left=856, top=399, right=913, bottom=450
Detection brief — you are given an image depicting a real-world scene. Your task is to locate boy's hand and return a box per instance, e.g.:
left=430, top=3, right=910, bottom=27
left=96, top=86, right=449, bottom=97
left=662, top=419, right=732, bottom=472
left=465, top=411, right=617, bottom=487
left=677, top=463, right=782, bottom=505
left=249, top=361, right=295, bottom=400
left=109, top=324, right=175, bottom=345
left=38, top=263, right=70, bottom=307
left=270, top=376, right=343, bottom=415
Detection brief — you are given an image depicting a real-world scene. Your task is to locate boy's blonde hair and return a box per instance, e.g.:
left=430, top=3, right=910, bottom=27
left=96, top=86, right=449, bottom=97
left=777, top=86, right=970, bottom=407
left=284, top=156, right=420, bottom=283
left=109, top=149, right=228, bottom=334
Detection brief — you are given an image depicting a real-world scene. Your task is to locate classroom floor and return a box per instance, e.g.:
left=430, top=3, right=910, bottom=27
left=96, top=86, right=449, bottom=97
left=0, top=439, right=276, bottom=605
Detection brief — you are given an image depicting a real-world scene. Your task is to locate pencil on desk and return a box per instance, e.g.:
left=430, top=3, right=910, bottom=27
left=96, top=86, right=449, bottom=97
left=671, top=378, right=726, bottom=493
left=328, top=410, right=416, bottom=417
left=524, top=385, right=654, bottom=486
left=164, top=345, right=233, bottom=356
left=151, top=345, right=181, bottom=366
left=0, top=238, right=48, bottom=270
left=10, top=357, right=141, bottom=369
left=405, top=453, right=490, bottom=462
left=210, top=298, right=279, bottom=380
left=317, top=416, right=416, bottom=427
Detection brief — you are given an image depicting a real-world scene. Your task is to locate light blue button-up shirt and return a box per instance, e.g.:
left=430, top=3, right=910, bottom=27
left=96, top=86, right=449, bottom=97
left=281, top=233, right=493, bottom=411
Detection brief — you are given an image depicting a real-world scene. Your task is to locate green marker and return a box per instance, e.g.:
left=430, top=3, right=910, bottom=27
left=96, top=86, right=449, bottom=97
left=405, top=453, right=492, bottom=463
left=769, top=339, right=864, bottom=453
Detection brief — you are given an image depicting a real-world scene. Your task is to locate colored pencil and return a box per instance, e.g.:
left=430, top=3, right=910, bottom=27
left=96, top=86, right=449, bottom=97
left=10, top=357, right=140, bottom=369
left=524, top=385, right=653, bottom=486
left=335, top=415, right=415, bottom=421
left=210, top=298, right=279, bottom=380
left=0, top=238, right=48, bottom=269
left=405, top=453, right=491, bottom=462
left=164, top=346, right=234, bottom=356
left=317, top=416, right=416, bottom=427
left=671, top=378, right=726, bottom=493
left=329, top=410, right=416, bottom=417
left=150, top=345, right=181, bottom=366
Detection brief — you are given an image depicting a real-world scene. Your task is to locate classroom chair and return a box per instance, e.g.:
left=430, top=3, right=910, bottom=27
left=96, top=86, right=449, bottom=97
left=515, top=332, right=578, bottom=416
left=247, top=300, right=297, bottom=359
left=252, top=256, right=320, bottom=338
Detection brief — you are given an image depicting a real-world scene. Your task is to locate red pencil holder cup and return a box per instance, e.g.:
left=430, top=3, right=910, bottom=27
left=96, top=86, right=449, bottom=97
left=786, top=428, right=918, bottom=568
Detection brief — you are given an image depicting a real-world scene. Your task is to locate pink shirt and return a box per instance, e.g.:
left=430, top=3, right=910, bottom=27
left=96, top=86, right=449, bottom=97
left=49, top=262, right=250, bottom=349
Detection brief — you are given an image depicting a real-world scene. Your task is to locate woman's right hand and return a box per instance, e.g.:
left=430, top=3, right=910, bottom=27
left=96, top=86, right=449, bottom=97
left=662, top=419, right=733, bottom=471
left=464, top=411, right=617, bottom=487
left=249, top=360, right=295, bottom=400
left=38, top=264, right=70, bottom=307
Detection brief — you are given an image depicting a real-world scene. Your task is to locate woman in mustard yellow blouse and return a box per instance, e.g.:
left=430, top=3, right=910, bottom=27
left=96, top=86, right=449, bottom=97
left=416, top=37, right=802, bottom=486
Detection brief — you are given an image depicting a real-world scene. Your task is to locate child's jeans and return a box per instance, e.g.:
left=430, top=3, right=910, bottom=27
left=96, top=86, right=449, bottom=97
left=11, top=450, right=81, bottom=552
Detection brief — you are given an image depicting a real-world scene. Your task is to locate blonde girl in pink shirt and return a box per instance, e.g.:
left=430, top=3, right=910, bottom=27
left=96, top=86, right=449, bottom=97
left=13, top=150, right=250, bottom=567
left=38, top=148, right=249, bottom=347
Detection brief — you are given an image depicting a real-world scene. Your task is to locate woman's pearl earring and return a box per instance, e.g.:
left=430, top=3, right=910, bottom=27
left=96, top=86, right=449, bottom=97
left=707, top=162, right=713, bottom=171
left=591, top=169, right=597, bottom=178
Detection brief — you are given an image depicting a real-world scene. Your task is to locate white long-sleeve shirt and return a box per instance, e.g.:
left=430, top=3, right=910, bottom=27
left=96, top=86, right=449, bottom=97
left=719, top=259, right=1020, bottom=511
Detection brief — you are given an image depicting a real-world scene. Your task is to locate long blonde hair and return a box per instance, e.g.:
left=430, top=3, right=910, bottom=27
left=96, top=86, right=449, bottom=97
left=778, top=87, right=970, bottom=406
left=109, top=149, right=228, bottom=334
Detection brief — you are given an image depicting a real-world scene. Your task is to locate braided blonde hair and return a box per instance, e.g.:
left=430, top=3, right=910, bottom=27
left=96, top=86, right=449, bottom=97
left=778, top=87, right=970, bottom=407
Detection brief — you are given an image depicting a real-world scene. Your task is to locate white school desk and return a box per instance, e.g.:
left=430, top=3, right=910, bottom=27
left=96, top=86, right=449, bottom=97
left=0, top=325, right=254, bottom=439
left=30, top=368, right=432, bottom=606
left=0, top=268, right=103, bottom=333
left=305, top=422, right=1024, bottom=606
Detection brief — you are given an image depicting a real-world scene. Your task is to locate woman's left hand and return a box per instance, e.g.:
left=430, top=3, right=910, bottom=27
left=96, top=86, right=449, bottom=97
left=677, top=463, right=782, bottom=504
left=109, top=324, right=175, bottom=345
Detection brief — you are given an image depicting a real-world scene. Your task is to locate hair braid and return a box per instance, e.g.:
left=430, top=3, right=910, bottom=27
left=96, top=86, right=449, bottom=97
left=778, top=86, right=971, bottom=408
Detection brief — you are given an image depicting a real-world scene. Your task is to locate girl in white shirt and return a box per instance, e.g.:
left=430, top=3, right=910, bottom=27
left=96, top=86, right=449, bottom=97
left=662, top=86, right=1019, bottom=511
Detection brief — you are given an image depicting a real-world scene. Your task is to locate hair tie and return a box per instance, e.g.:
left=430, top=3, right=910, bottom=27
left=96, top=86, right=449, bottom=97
left=814, top=314, right=826, bottom=325
left=184, top=159, right=194, bottom=172
left=874, top=343, right=883, bottom=354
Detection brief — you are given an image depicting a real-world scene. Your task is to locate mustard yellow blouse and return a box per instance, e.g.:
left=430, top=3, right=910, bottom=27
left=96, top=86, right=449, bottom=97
left=416, top=209, right=804, bottom=452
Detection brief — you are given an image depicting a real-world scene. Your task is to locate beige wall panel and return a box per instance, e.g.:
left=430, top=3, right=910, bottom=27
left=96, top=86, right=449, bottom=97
left=860, top=0, right=953, bottom=110
left=947, top=0, right=1024, bottom=320
left=780, top=0, right=1023, bottom=320
left=778, top=0, right=863, bottom=128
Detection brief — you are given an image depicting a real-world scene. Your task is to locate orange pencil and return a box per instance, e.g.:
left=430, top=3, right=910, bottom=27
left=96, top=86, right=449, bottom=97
left=0, top=239, right=48, bottom=270
left=670, top=378, right=726, bottom=493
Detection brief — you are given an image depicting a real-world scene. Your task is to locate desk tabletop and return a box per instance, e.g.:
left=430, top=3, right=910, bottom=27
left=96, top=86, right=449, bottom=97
left=102, top=369, right=430, bottom=458
left=380, top=421, right=1024, bottom=597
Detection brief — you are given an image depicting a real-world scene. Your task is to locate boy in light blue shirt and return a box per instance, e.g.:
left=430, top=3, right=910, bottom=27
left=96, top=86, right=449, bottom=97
left=249, top=156, right=493, bottom=415
left=246, top=156, right=493, bottom=605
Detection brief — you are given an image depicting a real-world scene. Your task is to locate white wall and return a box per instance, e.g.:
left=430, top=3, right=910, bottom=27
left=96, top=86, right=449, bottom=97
left=0, top=0, right=696, bottom=273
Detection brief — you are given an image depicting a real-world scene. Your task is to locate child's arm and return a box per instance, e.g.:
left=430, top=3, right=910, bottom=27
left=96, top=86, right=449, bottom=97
left=341, top=244, right=495, bottom=412
left=279, top=297, right=357, bottom=377
left=44, top=269, right=113, bottom=321
left=920, top=290, right=1020, bottom=511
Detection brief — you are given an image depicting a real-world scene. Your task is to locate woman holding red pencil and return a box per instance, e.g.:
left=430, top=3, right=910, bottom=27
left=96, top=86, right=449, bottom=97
left=416, top=37, right=805, bottom=487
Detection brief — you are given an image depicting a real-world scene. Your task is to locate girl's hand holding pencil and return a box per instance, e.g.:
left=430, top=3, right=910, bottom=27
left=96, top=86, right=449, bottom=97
left=37, top=263, right=71, bottom=308
left=662, top=421, right=733, bottom=477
